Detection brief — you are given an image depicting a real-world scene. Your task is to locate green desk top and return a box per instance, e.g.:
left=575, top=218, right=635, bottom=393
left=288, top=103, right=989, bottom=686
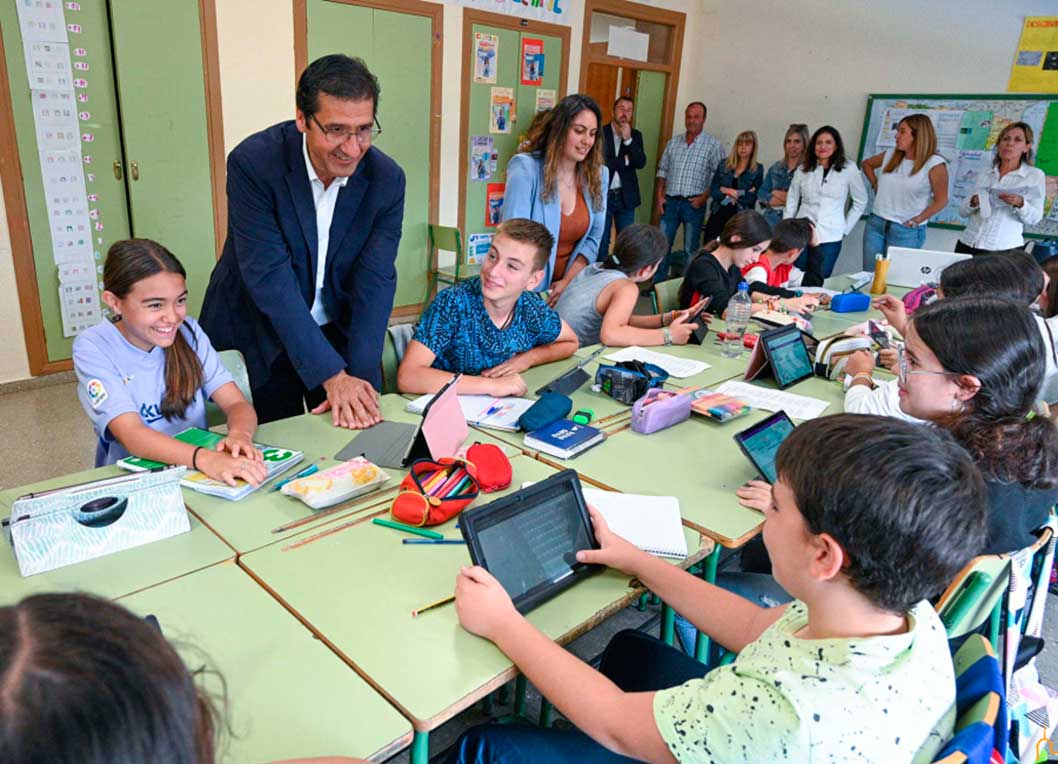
left=240, top=454, right=707, bottom=731
left=0, top=467, right=234, bottom=603
left=119, top=560, right=413, bottom=762
left=184, top=396, right=516, bottom=554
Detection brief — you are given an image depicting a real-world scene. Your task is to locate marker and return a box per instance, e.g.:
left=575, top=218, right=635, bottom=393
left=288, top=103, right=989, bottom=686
left=411, top=594, right=455, bottom=618
left=271, top=462, right=320, bottom=492
left=402, top=538, right=465, bottom=545
left=432, top=468, right=467, bottom=497
left=446, top=474, right=473, bottom=498
left=421, top=468, right=449, bottom=494
left=372, top=517, right=444, bottom=540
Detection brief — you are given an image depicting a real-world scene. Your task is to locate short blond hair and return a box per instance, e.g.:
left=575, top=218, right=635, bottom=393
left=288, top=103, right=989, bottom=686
left=726, top=130, right=758, bottom=171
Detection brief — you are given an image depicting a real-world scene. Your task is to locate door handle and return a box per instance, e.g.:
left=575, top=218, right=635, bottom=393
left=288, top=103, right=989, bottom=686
left=113, top=160, right=123, bottom=181
left=130, top=160, right=139, bottom=181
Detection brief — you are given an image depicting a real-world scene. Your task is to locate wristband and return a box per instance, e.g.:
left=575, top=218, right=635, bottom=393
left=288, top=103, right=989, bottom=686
left=192, top=446, right=203, bottom=471
left=662, top=327, right=673, bottom=346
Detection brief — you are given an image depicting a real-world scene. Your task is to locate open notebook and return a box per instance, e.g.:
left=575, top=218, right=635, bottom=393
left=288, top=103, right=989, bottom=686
left=521, top=482, right=687, bottom=559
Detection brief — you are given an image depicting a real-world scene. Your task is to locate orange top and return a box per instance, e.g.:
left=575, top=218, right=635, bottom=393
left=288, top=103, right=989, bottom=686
left=553, top=192, right=590, bottom=280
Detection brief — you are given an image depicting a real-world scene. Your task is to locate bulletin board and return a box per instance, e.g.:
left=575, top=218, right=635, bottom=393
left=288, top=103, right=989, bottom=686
left=857, top=93, right=1058, bottom=239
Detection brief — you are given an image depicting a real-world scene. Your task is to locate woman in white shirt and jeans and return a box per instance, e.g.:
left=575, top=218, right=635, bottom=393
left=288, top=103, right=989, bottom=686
left=861, top=114, right=949, bottom=269
left=783, top=125, right=867, bottom=286
left=957, top=121, right=1046, bottom=255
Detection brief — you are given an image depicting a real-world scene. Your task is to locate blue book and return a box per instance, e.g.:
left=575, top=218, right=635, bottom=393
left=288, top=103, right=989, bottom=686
left=523, top=419, right=606, bottom=460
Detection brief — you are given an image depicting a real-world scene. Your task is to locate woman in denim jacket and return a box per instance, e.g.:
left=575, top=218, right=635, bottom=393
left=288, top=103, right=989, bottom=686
left=702, top=130, right=763, bottom=243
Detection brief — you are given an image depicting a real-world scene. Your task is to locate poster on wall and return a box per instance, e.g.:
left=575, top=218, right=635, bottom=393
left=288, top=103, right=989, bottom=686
left=473, top=33, right=498, bottom=84
left=535, top=88, right=556, bottom=113
left=470, top=135, right=497, bottom=181
left=457, top=0, right=568, bottom=27
left=1008, top=17, right=1058, bottom=93
left=489, top=87, right=514, bottom=134
left=466, top=233, right=494, bottom=264
left=485, top=183, right=505, bottom=227
left=520, top=38, right=544, bottom=86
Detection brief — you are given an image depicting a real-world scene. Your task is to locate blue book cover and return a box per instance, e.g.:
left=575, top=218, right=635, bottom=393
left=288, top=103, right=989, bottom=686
left=524, top=419, right=604, bottom=457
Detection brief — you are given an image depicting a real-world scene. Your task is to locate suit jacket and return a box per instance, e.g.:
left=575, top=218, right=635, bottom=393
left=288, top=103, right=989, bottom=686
left=200, top=120, right=405, bottom=392
left=502, top=152, right=608, bottom=290
left=602, top=123, right=646, bottom=209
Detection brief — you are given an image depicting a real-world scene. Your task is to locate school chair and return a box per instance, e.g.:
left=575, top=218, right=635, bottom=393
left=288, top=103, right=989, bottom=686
left=935, top=554, right=1010, bottom=646
left=427, top=224, right=478, bottom=301
left=651, top=276, right=684, bottom=315
left=205, top=349, right=252, bottom=428
left=380, top=323, right=415, bottom=395
left=931, top=635, right=1007, bottom=764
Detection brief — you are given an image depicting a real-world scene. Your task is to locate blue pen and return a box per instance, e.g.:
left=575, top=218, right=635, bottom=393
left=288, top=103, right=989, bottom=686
left=481, top=403, right=503, bottom=419
left=271, top=463, right=319, bottom=492
left=402, top=538, right=466, bottom=545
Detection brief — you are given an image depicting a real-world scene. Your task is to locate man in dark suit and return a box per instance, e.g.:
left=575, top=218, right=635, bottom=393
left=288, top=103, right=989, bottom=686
left=201, top=55, right=404, bottom=428
left=599, top=96, right=647, bottom=260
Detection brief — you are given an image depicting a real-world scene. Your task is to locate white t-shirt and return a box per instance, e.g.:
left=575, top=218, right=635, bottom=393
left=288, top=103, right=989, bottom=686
left=845, top=378, right=922, bottom=422
left=873, top=150, right=946, bottom=223
left=653, top=600, right=955, bottom=764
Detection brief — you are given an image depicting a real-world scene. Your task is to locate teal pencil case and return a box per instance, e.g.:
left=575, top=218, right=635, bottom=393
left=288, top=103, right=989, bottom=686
left=3, top=466, right=190, bottom=577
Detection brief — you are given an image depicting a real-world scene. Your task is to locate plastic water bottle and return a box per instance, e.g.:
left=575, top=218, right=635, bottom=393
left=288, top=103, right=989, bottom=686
left=722, top=282, right=752, bottom=359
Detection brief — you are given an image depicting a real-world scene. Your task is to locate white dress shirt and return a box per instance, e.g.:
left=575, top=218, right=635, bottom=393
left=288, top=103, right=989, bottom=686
left=958, top=162, right=1046, bottom=250
left=609, top=126, right=631, bottom=191
left=783, top=163, right=868, bottom=244
left=302, top=136, right=350, bottom=325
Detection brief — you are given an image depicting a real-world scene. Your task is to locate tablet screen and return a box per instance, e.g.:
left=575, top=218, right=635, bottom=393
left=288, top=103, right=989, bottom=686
left=462, top=472, right=598, bottom=612
left=762, top=327, right=813, bottom=388
left=734, top=411, right=795, bottom=484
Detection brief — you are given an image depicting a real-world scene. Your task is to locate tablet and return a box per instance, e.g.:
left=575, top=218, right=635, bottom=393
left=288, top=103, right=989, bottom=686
left=733, top=411, right=796, bottom=484
left=459, top=470, right=602, bottom=614
left=760, top=324, right=814, bottom=389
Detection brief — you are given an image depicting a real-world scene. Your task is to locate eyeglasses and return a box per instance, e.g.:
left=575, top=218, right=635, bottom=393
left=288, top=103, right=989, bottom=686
left=897, top=346, right=958, bottom=384
left=310, top=113, right=383, bottom=145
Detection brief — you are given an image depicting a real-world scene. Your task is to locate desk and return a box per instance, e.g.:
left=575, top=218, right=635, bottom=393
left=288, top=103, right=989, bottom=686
left=240, top=454, right=708, bottom=763
left=0, top=467, right=234, bottom=603
left=120, top=561, right=413, bottom=762
left=184, top=396, right=515, bottom=554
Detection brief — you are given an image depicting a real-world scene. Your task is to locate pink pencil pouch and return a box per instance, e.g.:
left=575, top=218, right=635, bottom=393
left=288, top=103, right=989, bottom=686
left=631, top=389, right=692, bottom=435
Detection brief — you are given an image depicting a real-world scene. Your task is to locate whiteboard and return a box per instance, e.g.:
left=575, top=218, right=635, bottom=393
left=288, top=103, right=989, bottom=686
left=857, top=94, right=1058, bottom=239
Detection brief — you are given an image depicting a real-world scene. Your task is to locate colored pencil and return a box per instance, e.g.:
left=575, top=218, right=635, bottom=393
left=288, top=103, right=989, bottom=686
left=446, top=474, right=473, bottom=497
left=372, top=517, right=444, bottom=540
left=270, top=486, right=398, bottom=534
left=412, top=594, right=455, bottom=617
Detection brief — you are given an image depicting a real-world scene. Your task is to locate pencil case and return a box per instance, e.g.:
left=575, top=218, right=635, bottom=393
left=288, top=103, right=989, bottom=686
left=391, top=457, right=481, bottom=527
left=630, top=388, right=692, bottom=435
left=281, top=457, right=389, bottom=510
left=517, top=391, right=572, bottom=432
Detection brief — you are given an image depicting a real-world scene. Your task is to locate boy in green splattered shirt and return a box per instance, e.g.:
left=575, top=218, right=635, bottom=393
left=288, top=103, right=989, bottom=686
left=449, top=414, right=987, bottom=764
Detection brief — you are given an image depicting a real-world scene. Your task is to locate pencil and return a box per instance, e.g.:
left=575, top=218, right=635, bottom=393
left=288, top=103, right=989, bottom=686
left=372, top=517, right=444, bottom=539
left=270, top=486, right=398, bottom=534
left=412, top=594, right=455, bottom=617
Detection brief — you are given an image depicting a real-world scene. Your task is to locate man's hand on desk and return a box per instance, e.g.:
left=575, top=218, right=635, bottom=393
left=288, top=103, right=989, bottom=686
left=312, top=370, right=382, bottom=429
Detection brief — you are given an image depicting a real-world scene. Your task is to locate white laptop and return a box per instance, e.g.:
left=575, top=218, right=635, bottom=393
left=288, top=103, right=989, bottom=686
left=884, top=247, right=970, bottom=288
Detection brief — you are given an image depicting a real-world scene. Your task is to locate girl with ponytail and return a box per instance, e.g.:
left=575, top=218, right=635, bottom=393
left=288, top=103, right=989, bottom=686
left=898, top=296, right=1058, bottom=553
left=73, top=239, right=267, bottom=486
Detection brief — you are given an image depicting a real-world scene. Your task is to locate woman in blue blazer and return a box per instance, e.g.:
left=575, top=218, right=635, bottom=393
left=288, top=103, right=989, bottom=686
left=502, top=94, right=608, bottom=305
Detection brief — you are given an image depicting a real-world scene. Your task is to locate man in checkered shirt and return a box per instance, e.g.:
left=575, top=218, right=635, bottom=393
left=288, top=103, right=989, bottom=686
left=652, top=102, right=725, bottom=281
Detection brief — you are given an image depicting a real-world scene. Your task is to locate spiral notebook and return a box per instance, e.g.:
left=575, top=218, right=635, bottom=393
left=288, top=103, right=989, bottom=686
left=520, top=482, right=687, bottom=559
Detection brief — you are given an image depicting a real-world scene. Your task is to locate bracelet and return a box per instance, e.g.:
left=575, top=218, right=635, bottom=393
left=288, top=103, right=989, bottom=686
left=191, top=446, right=203, bottom=471
left=851, top=372, right=876, bottom=389
left=662, top=327, right=673, bottom=346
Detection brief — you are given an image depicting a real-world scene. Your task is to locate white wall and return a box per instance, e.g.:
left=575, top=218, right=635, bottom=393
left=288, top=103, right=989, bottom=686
left=684, top=0, right=1055, bottom=274
left=0, top=0, right=1048, bottom=381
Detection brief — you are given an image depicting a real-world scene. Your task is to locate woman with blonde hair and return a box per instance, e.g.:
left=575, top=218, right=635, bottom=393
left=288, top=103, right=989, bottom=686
left=758, top=123, right=809, bottom=229
left=502, top=94, right=608, bottom=305
left=702, top=130, right=763, bottom=243
left=957, top=121, right=1046, bottom=255
left=861, top=113, right=949, bottom=268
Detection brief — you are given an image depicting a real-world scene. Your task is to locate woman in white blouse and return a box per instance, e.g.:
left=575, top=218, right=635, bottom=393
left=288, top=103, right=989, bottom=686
left=861, top=114, right=949, bottom=269
left=957, top=121, right=1046, bottom=255
left=783, top=125, right=867, bottom=286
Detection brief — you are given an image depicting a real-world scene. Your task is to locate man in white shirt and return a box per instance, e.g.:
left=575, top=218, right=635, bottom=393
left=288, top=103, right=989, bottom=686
left=653, top=102, right=725, bottom=280
left=201, top=55, right=406, bottom=428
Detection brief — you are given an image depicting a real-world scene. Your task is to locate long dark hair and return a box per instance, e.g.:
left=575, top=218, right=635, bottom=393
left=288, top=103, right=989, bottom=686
left=911, top=297, right=1058, bottom=489
left=0, top=593, right=220, bottom=763
left=518, top=94, right=605, bottom=211
left=679, top=211, right=771, bottom=307
left=104, top=239, right=203, bottom=421
left=604, top=223, right=668, bottom=274
left=803, top=125, right=847, bottom=172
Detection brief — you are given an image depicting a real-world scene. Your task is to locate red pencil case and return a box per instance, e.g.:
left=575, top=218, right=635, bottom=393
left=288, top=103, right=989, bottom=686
left=391, top=457, right=480, bottom=527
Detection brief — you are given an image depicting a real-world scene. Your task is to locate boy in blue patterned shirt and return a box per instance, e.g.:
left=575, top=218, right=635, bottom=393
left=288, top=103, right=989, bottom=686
left=398, top=219, right=579, bottom=397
